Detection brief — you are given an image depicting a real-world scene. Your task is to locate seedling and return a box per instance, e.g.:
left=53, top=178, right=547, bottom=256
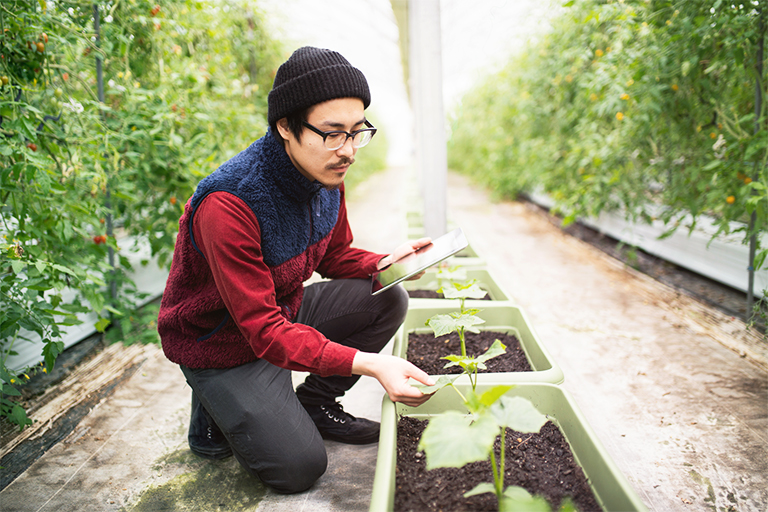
left=417, top=383, right=568, bottom=511
left=435, top=263, right=467, bottom=288
left=426, top=276, right=504, bottom=390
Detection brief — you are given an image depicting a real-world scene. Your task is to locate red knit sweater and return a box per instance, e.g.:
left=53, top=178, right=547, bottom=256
left=158, top=189, right=383, bottom=376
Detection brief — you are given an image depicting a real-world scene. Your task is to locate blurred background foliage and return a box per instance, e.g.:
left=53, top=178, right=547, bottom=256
left=448, top=0, right=766, bottom=266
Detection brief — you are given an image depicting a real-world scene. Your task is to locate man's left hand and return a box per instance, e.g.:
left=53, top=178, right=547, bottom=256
left=377, top=237, right=432, bottom=277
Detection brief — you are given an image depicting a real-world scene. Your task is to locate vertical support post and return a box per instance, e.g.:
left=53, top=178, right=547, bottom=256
left=408, top=0, right=447, bottom=239
left=93, top=4, right=117, bottom=305
left=748, top=7, right=765, bottom=315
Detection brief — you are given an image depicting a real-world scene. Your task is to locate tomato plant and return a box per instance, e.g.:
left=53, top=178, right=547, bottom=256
left=0, top=0, right=284, bottom=429
left=448, top=0, right=767, bottom=282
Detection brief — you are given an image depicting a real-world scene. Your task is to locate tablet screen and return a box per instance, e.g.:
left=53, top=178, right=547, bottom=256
left=371, top=228, right=468, bottom=295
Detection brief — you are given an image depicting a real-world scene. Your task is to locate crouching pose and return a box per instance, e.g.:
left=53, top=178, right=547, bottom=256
left=157, top=46, right=432, bottom=493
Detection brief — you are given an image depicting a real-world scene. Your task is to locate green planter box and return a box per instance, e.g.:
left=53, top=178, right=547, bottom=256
left=404, top=268, right=510, bottom=302
left=370, top=383, right=647, bottom=512
left=393, top=304, right=564, bottom=385
left=447, top=242, right=485, bottom=267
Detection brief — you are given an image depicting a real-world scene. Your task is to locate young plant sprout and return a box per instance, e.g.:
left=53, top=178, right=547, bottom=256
left=426, top=273, right=504, bottom=390
left=416, top=382, right=574, bottom=512
left=435, top=263, right=467, bottom=289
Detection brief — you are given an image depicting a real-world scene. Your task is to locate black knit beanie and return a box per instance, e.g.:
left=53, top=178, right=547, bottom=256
left=267, top=47, right=371, bottom=126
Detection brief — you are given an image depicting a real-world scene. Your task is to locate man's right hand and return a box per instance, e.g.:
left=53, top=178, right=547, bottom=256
left=351, top=352, right=434, bottom=408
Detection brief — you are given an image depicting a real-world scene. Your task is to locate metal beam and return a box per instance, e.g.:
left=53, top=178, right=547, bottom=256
left=408, top=0, right=447, bottom=239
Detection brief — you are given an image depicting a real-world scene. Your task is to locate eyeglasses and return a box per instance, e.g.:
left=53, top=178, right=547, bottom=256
left=301, top=120, right=377, bottom=151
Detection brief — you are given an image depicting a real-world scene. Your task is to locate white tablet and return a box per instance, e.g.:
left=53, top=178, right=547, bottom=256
left=371, top=228, right=468, bottom=295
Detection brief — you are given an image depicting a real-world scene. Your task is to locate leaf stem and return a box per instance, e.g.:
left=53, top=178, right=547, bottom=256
left=498, top=427, right=506, bottom=496
left=489, top=432, right=502, bottom=500
left=449, top=383, right=466, bottom=404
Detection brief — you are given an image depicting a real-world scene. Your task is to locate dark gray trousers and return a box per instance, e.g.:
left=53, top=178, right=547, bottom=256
left=180, top=279, right=408, bottom=493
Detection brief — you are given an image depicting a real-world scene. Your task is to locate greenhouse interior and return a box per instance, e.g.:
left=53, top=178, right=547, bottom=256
left=1, top=1, right=766, bottom=511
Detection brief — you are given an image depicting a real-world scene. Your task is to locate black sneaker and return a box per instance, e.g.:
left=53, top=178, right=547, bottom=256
left=188, top=393, right=233, bottom=459
left=301, top=401, right=380, bottom=445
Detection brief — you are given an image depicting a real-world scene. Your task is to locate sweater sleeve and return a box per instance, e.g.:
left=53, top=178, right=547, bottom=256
left=315, top=184, right=386, bottom=279
left=193, top=192, right=358, bottom=377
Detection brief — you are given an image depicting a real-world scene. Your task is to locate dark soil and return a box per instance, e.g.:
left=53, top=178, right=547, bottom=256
left=395, top=416, right=601, bottom=512
left=408, top=290, right=491, bottom=300
left=407, top=330, right=532, bottom=375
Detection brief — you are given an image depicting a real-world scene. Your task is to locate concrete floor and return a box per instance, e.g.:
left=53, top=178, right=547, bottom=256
left=0, top=166, right=766, bottom=512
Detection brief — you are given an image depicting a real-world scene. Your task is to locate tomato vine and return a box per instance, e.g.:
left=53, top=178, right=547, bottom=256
left=448, top=0, right=767, bottom=301
left=1, top=0, right=283, bottom=429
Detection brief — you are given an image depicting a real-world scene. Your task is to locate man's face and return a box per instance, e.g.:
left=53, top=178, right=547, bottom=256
left=277, top=97, right=366, bottom=189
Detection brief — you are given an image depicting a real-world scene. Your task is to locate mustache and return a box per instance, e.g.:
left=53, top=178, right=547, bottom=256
left=325, top=157, right=355, bottom=170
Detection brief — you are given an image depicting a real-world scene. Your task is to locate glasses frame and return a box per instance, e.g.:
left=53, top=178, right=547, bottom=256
left=301, top=120, right=377, bottom=150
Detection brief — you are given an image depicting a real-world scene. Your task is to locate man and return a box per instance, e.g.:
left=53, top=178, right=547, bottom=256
left=157, top=46, right=433, bottom=494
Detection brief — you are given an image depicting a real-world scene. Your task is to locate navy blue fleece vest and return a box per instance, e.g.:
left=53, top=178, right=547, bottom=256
left=188, top=130, right=340, bottom=268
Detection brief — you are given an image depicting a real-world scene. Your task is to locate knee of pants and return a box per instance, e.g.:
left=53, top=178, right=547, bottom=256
left=253, top=442, right=328, bottom=494
left=379, top=284, right=409, bottom=325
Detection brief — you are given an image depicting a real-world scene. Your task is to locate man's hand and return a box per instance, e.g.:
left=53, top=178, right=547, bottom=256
left=352, top=352, right=434, bottom=407
left=377, top=237, right=432, bottom=279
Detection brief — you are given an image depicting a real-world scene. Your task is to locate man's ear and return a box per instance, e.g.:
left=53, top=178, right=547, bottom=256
left=276, top=118, right=291, bottom=140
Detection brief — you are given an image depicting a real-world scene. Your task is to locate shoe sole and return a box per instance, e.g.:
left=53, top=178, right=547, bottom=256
left=189, top=445, right=233, bottom=460
left=319, top=431, right=380, bottom=445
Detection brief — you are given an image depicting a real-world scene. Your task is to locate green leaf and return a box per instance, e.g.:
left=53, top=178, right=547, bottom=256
left=34, top=260, right=47, bottom=273
left=419, top=411, right=500, bottom=469
left=444, top=340, right=507, bottom=371
left=50, top=264, right=76, bottom=277
left=0, top=366, right=13, bottom=384
left=436, top=265, right=467, bottom=283
left=1, top=384, right=22, bottom=396
left=464, top=389, right=484, bottom=413
left=94, top=317, right=111, bottom=332
left=11, top=404, right=32, bottom=428
left=427, top=313, right=485, bottom=337
left=491, top=395, right=548, bottom=433
left=753, top=249, right=767, bottom=272
left=42, top=340, right=64, bottom=372
left=11, top=260, right=25, bottom=274
left=104, top=305, right=124, bottom=316
left=657, top=226, right=678, bottom=241
left=19, top=116, right=37, bottom=139
left=464, top=482, right=497, bottom=498
left=441, top=282, right=487, bottom=300
left=442, top=354, right=485, bottom=371
left=412, top=374, right=459, bottom=395
left=499, top=486, right=551, bottom=512
left=479, top=385, right=514, bottom=407
left=477, top=339, right=507, bottom=364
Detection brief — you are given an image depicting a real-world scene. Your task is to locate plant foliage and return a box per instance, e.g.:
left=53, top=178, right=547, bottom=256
left=448, top=0, right=767, bottom=272
left=0, top=0, right=284, bottom=429
left=418, top=385, right=552, bottom=511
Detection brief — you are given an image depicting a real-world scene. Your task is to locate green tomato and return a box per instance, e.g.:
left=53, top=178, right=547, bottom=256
left=54, top=87, right=63, bottom=98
